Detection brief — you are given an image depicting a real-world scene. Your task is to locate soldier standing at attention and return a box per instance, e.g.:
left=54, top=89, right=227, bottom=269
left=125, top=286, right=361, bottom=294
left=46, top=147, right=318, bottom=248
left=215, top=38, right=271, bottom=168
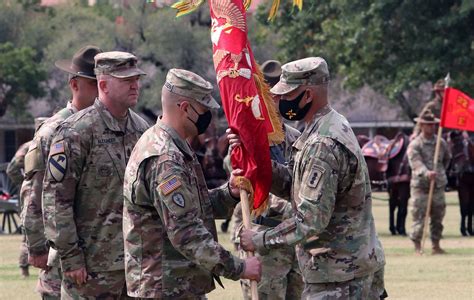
left=122, top=68, right=261, bottom=299
left=21, top=45, right=102, bottom=299
left=42, top=51, right=149, bottom=299
left=239, top=57, right=386, bottom=299
left=7, top=140, right=33, bottom=278
left=407, top=109, right=451, bottom=255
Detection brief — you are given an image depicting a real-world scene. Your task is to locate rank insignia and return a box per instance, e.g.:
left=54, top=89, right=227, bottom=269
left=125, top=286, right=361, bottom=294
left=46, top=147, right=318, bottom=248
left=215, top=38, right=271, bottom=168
left=159, top=176, right=182, bottom=196
left=172, top=193, right=185, bottom=208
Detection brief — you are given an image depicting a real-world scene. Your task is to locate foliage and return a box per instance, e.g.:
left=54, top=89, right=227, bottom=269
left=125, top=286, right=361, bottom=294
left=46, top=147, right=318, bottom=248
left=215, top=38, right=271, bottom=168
left=257, top=0, right=474, bottom=118
left=0, top=42, right=46, bottom=118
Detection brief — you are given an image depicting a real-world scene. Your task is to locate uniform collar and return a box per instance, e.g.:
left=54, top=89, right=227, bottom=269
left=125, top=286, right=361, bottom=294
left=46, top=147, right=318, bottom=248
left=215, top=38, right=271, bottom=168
left=66, top=101, right=79, bottom=113
left=94, top=98, right=140, bottom=133
left=156, top=117, right=194, bottom=159
left=294, top=104, right=332, bottom=150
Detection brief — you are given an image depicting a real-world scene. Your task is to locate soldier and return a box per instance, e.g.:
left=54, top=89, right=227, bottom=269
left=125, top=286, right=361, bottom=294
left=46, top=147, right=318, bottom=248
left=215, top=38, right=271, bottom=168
left=238, top=57, right=386, bottom=299
left=21, top=45, right=102, bottom=299
left=6, top=140, right=33, bottom=278
left=229, top=59, right=304, bottom=300
left=413, top=78, right=445, bottom=137
left=407, top=109, right=451, bottom=255
left=122, top=68, right=261, bottom=299
left=42, top=51, right=149, bottom=298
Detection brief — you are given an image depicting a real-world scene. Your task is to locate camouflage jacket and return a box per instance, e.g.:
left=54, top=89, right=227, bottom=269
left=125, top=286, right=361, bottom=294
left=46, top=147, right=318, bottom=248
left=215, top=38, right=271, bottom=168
left=7, top=141, right=32, bottom=192
left=21, top=104, right=76, bottom=256
left=407, top=134, right=451, bottom=189
left=42, top=99, right=149, bottom=273
left=252, top=106, right=385, bottom=283
left=123, top=119, right=244, bottom=298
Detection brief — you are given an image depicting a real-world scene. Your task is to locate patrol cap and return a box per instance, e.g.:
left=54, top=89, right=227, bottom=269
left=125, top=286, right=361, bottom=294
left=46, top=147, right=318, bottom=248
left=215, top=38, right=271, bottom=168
left=164, top=68, right=220, bottom=109
left=414, top=109, right=440, bottom=124
left=55, top=45, right=102, bottom=80
left=271, top=57, right=330, bottom=95
left=94, top=51, right=146, bottom=78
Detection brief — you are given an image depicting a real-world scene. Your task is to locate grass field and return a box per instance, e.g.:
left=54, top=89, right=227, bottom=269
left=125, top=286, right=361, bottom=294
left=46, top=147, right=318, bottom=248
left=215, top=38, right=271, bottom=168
left=0, top=192, right=472, bottom=299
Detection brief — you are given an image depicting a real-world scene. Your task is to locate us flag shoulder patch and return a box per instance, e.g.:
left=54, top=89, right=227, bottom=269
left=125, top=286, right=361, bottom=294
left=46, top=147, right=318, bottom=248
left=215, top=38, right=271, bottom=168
left=159, top=176, right=182, bottom=195
left=50, top=142, right=65, bottom=156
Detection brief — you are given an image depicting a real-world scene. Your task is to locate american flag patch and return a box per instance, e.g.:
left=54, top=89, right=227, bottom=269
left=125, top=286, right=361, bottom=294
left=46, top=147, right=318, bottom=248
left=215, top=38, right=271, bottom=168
left=50, top=142, right=65, bottom=156
left=159, top=176, right=182, bottom=195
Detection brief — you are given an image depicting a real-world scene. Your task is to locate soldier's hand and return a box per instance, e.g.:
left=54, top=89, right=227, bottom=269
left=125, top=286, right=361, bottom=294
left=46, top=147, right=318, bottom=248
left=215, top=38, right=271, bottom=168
left=427, top=170, right=437, bottom=181
left=64, top=267, right=88, bottom=285
left=229, top=168, right=244, bottom=198
left=226, top=128, right=241, bottom=151
left=239, top=228, right=257, bottom=252
left=241, top=256, right=262, bottom=282
left=28, top=253, right=49, bottom=270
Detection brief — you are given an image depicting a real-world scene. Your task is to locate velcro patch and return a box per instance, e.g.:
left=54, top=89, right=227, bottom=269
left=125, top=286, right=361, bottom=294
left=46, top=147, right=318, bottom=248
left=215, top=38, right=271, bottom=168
left=307, top=164, right=325, bottom=188
left=159, top=176, right=182, bottom=196
left=49, top=154, right=67, bottom=182
left=172, top=193, right=185, bottom=208
left=50, top=142, right=65, bottom=156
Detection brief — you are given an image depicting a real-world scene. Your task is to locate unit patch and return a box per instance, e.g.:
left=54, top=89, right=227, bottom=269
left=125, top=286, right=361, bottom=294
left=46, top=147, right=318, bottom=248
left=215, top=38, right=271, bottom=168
left=172, top=193, right=185, bottom=208
left=307, top=164, right=325, bottom=188
left=49, top=153, right=67, bottom=182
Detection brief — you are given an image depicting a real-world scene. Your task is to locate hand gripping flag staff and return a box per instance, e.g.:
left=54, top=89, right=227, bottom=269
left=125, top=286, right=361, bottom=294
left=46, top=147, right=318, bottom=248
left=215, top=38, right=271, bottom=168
left=420, top=74, right=474, bottom=253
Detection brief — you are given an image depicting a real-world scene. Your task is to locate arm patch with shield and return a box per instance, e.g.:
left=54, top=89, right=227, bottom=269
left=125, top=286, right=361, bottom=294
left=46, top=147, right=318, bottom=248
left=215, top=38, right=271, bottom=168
left=48, top=142, right=67, bottom=182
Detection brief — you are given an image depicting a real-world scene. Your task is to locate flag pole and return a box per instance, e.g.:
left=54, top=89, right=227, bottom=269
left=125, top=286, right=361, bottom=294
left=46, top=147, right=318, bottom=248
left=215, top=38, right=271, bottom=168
left=240, top=188, right=259, bottom=300
left=420, top=73, right=450, bottom=253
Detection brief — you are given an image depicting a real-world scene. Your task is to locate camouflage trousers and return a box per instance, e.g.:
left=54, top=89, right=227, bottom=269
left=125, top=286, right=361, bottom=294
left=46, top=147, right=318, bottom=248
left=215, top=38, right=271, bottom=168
left=62, top=269, right=131, bottom=300
left=301, top=267, right=386, bottom=300
left=239, top=246, right=303, bottom=300
left=133, top=296, right=207, bottom=300
left=409, top=186, right=446, bottom=242
left=19, top=234, right=29, bottom=268
left=36, top=266, right=62, bottom=299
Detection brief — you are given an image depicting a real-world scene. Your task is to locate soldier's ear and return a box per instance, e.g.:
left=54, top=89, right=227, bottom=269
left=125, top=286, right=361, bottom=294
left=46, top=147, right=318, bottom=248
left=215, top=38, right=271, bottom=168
left=98, top=79, right=108, bottom=93
left=69, top=78, right=79, bottom=92
left=303, top=88, right=313, bottom=104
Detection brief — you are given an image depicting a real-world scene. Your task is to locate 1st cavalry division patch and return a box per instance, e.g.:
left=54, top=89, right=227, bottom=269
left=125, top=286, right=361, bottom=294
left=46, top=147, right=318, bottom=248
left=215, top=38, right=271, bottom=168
left=159, top=175, right=182, bottom=196
left=48, top=142, right=67, bottom=182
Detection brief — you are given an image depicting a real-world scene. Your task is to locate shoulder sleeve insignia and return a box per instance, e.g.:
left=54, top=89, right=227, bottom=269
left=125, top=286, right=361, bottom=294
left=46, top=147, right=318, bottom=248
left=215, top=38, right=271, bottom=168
left=159, top=175, right=182, bottom=196
left=48, top=153, right=67, bottom=182
left=307, top=164, right=325, bottom=188
left=50, top=141, right=65, bottom=156
left=172, top=192, right=185, bottom=208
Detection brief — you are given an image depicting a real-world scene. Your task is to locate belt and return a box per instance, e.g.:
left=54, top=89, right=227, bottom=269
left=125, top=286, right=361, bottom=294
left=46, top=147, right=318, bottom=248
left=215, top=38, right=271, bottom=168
left=253, top=216, right=282, bottom=228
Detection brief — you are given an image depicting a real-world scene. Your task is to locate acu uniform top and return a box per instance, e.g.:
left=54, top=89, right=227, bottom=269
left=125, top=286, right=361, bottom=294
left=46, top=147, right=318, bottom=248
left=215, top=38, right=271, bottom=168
left=123, top=119, right=244, bottom=299
left=42, top=99, right=149, bottom=273
left=253, top=106, right=386, bottom=283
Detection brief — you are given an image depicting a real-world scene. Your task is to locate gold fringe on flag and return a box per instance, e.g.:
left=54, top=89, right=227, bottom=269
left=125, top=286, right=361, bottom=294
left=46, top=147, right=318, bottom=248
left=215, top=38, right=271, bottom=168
left=243, top=0, right=252, bottom=11
left=253, top=66, right=285, bottom=144
left=267, top=0, right=281, bottom=21
left=171, top=0, right=205, bottom=17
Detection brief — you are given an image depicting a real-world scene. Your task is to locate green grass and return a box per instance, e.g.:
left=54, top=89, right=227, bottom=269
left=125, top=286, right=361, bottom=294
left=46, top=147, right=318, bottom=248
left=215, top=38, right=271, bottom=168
left=1, top=192, right=473, bottom=299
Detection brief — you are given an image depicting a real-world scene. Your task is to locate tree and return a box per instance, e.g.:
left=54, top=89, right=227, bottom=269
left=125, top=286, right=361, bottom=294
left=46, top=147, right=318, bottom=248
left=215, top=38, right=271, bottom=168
left=257, top=0, right=474, bottom=118
left=0, top=43, right=46, bottom=118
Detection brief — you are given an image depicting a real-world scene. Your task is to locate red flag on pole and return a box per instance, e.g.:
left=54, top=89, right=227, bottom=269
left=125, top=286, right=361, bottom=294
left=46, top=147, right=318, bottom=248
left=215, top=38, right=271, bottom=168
left=207, top=0, right=284, bottom=210
left=440, top=87, right=474, bottom=132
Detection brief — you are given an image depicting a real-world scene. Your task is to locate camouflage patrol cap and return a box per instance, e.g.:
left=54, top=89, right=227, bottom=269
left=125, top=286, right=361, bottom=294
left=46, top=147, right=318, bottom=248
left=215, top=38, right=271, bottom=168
left=270, top=57, right=330, bottom=95
left=94, top=51, right=146, bottom=78
left=164, top=68, right=220, bottom=109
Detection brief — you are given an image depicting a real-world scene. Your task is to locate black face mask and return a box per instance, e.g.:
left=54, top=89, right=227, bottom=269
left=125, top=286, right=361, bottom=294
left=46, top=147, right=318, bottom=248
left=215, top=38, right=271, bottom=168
left=188, top=104, right=212, bottom=135
left=279, top=90, right=311, bottom=121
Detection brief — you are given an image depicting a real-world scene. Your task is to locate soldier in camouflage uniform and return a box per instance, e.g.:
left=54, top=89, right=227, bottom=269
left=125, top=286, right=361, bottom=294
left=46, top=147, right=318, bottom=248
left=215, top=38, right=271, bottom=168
left=21, top=45, right=102, bottom=299
left=122, top=68, right=261, bottom=299
left=42, top=51, right=149, bottom=299
left=407, top=109, right=451, bottom=255
left=7, top=140, right=33, bottom=278
left=228, top=60, right=304, bottom=300
left=413, top=78, right=445, bottom=137
left=239, top=57, right=386, bottom=299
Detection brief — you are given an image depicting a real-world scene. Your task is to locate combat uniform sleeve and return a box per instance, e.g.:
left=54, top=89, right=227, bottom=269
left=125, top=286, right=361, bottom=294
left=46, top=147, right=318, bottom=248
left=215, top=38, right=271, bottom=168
left=270, top=160, right=292, bottom=199
left=22, top=139, right=49, bottom=256
left=208, top=182, right=240, bottom=219
left=6, top=156, right=24, bottom=187
left=252, top=138, right=342, bottom=253
left=42, top=127, right=86, bottom=272
left=151, top=160, right=244, bottom=280
left=407, top=140, right=429, bottom=178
